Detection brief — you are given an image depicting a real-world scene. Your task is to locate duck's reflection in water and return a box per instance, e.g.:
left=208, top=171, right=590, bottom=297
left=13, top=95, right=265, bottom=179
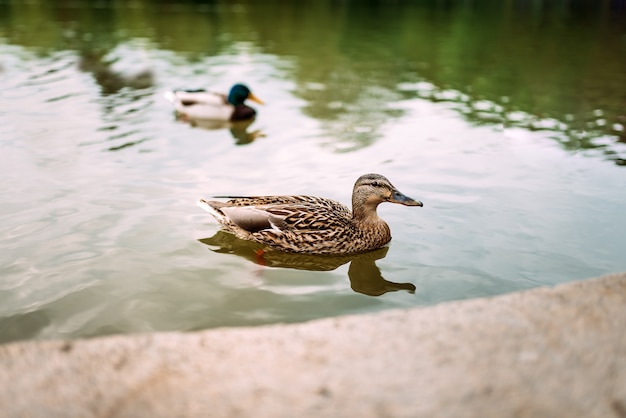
left=198, top=231, right=416, bottom=296
left=175, top=115, right=265, bottom=145
left=346, top=246, right=416, bottom=296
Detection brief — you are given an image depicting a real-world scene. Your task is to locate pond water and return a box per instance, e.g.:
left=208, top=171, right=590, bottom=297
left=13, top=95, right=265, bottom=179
left=1, top=1, right=625, bottom=343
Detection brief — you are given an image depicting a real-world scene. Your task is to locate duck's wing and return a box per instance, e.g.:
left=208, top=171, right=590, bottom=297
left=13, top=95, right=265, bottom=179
left=165, top=89, right=234, bottom=120
left=198, top=197, right=295, bottom=232
left=200, top=196, right=352, bottom=234
left=165, top=89, right=227, bottom=107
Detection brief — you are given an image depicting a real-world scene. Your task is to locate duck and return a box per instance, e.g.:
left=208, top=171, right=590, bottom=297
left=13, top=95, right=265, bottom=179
left=197, top=173, right=423, bottom=255
left=164, top=83, right=263, bottom=121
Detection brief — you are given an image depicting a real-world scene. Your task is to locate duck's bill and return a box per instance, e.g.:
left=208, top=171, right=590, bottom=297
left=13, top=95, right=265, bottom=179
left=390, top=190, right=423, bottom=207
left=247, top=93, right=264, bottom=105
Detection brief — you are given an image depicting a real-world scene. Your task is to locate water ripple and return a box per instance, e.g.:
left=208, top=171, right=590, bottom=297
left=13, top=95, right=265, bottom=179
left=397, top=81, right=626, bottom=166
left=1, top=220, right=52, bottom=240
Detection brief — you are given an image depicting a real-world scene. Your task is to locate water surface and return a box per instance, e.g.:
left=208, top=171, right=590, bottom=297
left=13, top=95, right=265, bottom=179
left=1, top=0, right=625, bottom=343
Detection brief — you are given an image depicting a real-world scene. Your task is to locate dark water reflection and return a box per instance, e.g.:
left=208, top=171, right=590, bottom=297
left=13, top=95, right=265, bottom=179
left=199, top=232, right=416, bottom=296
left=78, top=50, right=154, bottom=95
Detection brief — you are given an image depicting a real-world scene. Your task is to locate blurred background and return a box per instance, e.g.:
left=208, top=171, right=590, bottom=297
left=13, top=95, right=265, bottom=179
left=1, top=0, right=625, bottom=344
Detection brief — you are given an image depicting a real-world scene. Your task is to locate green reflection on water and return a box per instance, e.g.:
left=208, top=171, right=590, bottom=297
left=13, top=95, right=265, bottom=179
left=1, top=0, right=623, bottom=161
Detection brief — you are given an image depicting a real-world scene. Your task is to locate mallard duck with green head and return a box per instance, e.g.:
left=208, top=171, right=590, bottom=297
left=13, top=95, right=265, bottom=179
left=197, top=174, right=423, bottom=255
left=164, top=83, right=263, bottom=121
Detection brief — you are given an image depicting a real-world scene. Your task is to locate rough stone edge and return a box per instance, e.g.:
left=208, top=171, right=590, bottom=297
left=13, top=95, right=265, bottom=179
left=0, top=273, right=625, bottom=418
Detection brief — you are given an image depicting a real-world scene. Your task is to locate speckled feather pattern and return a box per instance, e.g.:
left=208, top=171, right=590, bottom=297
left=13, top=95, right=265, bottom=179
left=207, top=195, right=391, bottom=255
left=199, top=174, right=422, bottom=256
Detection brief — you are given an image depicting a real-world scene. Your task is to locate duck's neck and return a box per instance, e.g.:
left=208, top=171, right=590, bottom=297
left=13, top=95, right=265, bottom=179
left=352, top=198, right=388, bottom=230
left=352, top=199, right=381, bottom=222
left=352, top=200, right=392, bottom=249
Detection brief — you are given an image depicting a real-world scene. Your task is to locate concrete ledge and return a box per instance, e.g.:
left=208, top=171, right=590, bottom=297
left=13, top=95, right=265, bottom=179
left=1, top=273, right=625, bottom=418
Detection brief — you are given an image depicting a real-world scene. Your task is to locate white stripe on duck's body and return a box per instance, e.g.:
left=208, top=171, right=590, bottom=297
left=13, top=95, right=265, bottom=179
left=164, top=83, right=263, bottom=121
left=197, top=174, right=423, bottom=255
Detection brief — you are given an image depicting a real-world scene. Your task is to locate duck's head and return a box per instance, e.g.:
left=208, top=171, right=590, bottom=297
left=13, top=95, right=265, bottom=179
left=352, top=174, right=423, bottom=216
left=228, top=84, right=264, bottom=106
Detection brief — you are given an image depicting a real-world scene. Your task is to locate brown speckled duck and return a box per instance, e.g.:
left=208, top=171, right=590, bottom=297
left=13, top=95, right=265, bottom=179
left=164, top=83, right=263, bottom=121
left=197, top=174, right=423, bottom=255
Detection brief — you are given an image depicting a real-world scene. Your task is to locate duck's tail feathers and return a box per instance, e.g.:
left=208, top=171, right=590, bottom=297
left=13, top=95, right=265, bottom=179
left=163, top=90, right=179, bottom=104
left=197, top=199, right=224, bottom=223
